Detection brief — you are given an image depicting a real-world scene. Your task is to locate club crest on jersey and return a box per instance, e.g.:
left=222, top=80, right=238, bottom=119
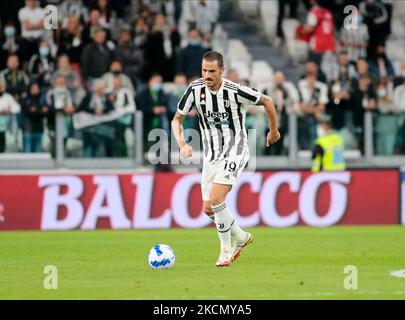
left=224, top=100, right=231, bottom=108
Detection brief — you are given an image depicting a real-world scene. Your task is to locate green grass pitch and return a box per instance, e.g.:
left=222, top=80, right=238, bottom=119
left=1, top=226, right=405, bottom=300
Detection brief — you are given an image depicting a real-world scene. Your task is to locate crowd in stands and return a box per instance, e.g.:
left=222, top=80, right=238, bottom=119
left=0, top=0, right=404, bottom=159
left=267, top=0, right=405, bottom=156
left=0, top=0, right=217, bottom=157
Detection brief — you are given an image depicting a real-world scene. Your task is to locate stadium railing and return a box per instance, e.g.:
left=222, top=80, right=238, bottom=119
left=1, top=110, right=405, bottom=171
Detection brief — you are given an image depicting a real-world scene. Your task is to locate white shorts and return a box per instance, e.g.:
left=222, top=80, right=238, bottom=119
left=201, top=152, right=250, bottom=202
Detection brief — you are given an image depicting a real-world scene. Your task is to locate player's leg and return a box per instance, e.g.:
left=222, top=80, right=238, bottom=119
left=213, top=153, right=253, bottom=263
left=203, top=201, right=215, bottom=222
left=210, top=183, right=234, bottom=266
left=201, top=161, right=216, bottom=222
left=202, top=163, right=232, bottom=266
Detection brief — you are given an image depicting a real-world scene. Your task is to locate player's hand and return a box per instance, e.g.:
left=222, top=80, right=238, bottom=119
left=180, top=144, right=193, bottom=159
left=266, top=130, right=281, bottom=147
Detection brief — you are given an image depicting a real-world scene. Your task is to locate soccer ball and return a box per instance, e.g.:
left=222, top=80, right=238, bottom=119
left=148, top=244, right=176, bottom=269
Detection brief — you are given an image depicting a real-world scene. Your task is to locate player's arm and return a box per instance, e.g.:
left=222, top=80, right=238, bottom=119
left=171, top=112, right=192, bottom=158
left=257, top=95, right=281, bottom=147
left=172, top=84, right=195, bottom=158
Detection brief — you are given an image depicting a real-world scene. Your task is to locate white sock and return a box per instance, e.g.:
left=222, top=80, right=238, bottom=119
left=210, top=205, right=247, bottom=244
left=208, top=214, right=215, bottom=222
left=212, top=201, right=233, bottom=253
left=231, top=221, right=248, bottom=244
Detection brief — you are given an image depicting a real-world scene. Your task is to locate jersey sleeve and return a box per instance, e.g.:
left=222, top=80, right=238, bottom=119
left=236, top=84, right=262, bottom=105
left=176, top=85, right=194, bottom=115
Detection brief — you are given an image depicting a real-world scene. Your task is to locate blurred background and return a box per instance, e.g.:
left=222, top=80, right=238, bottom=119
left=0, top=0, right=404, bottom=171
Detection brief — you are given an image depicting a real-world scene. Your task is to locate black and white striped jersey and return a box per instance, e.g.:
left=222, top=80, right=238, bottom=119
left=177, top=78, right=262, bottom=163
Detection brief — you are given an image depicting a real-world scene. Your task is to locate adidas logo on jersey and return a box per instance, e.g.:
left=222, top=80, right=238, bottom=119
left=204, top=110, right=229, bottom=119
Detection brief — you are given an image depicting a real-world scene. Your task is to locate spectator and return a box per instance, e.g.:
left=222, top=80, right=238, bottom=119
left=78, top=79, right=114, bottom=158
left=57, top=15, right=84, bottom=65
left=46, top=75, right=75, bottom=157
left=176, top=27, right=209, bottom=79
left=135, top=73, right=171, bottom=150
left=0, top=22, right=22, bottom=70
left=394, top=80, right=405, bottom=154
left=109, top=76, right=136, bottom=157
left=133, top=17, right=150, bottom=50
left=340, top=10, right=369, bottom=63
left=53, top=54, right=85, bottom=105
left=111, top=76, right=136, bottom=112
left=328, top=51, right=355, bottom=132
left=82, top=9, right=111, bottom=46
left=0, top=80, right=21, bottom=153
left=183, top=0, right=219, bottom=37
left=114, top=27, right=144, bottom=88
left=21, top=82, right=48, bottom=153
left=169, top=73, right=198, bottom=130
left=27, top=40, right=56, bottom=88
left=375, top=78, right=398, bottom=155
left=355, top=58, right=370, bottom=78
left=265, top=71, right=300, bottom=155
left=94, top=0, right=113, bottom=30
left=301, top=60, right=327, bottom=83
left=102, top=60, right=135, bottom=95
left=0, top=54, right=29, bottom=103
left=348, top=74, right=376, bottom=153
left=144, top=13, right=180, bottom=81
left=81, top=27, right=114, bottom=88
left=334, top=51, right=357, bottom=85
left=138, top=4, right=154, bottom=28
left=201, top=31, right=213, bottom=50
left=18, top=0, right=45, bottom=62
left=311, top=113, right=346, bottom=172
left=297, top=0, right=336, bottom=65
left=368, top=45, right=395, bottom=81
left=298, top=71, right=328, bottom=150
left=351, top=58, right=372, bottom=88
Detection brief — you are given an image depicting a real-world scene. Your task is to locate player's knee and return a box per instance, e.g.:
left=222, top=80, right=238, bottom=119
left=203, top=202, right=213, bottom=215
left=209, top=196, right=225, bottom=208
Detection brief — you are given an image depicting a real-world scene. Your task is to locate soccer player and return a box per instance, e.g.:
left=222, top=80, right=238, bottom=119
left=171, top=51, right=280, bottom=267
